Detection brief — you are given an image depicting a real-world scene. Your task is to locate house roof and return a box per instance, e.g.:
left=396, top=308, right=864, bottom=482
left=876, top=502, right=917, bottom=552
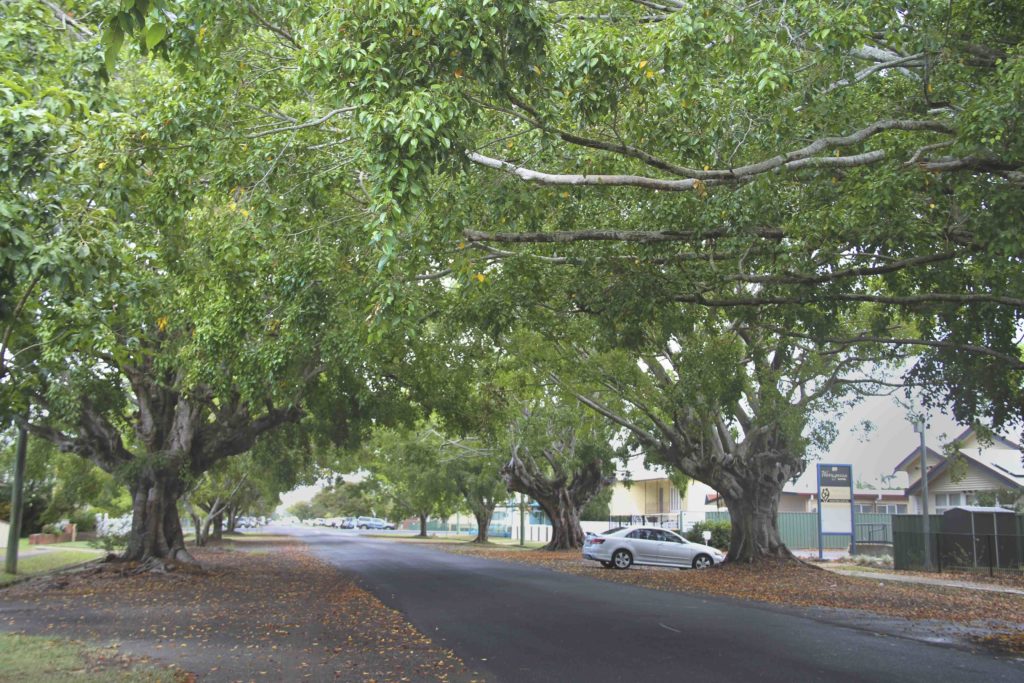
left=945, top=505, right=1016, bottom=514
left=893, top=445, right=946, bottom=474
left=905, top=444, right=1024, bottom=496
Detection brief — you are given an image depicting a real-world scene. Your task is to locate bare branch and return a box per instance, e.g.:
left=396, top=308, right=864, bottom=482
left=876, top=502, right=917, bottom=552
left=247, top=108, right=355, bottom=138
left=468, top=119, right=954, bottom=189
left=463, top=226, right=783, bottom=244
left=674, top=291, right=1024, bottom=309
left=39, top=0, right=95, bottom=39
left=775, top=331, right=1024, bottom=370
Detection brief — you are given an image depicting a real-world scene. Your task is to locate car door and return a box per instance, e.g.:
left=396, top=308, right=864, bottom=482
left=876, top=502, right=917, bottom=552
left=625, top=529, right=657, bottom=563
left=643, top=529, right=672, bottom=563
left=659, top=530, right=692, bottom=566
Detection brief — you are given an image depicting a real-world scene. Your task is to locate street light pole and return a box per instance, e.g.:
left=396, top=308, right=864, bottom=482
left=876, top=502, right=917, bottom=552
left=914, top=419, right=933, bottom=571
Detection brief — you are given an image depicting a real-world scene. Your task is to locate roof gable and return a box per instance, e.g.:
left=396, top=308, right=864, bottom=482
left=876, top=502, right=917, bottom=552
left=893, top=446, right=945, bottom=474
left=906, top=449, right=1024, bottom=495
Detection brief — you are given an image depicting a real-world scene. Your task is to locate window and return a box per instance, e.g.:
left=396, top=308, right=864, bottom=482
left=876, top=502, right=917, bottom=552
left=855, top=504, right=874, bottom=513
left=934, top=493, right=965, bottom=513
left=877, top=503, right=907, bottom=514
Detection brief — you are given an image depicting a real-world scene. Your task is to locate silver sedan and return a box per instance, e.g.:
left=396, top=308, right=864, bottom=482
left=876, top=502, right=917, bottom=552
left=582, top=526, right=725, bottom=570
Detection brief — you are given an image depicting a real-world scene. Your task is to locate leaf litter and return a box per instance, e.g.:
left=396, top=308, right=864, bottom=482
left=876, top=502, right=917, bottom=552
left=0, top=539, right=480, bottom=681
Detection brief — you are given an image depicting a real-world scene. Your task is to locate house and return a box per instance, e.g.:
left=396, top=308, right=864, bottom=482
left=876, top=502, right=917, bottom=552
left=608, top=468, right=719, bottom=527
left=703, top=488, right=909, bottom=514
left=894, top=427, right=1024, bottom=513
left=778, top=489, right=909, bottom=514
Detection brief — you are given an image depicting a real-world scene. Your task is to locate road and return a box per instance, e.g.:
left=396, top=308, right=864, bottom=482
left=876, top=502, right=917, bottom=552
left=287, top=528, right=1022, bottom=682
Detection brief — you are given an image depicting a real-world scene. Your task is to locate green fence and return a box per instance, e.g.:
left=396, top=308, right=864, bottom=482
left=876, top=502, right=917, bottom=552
left=706, top=510, right=893, bottom=550
left=893, top=513, right=1023, bottom=572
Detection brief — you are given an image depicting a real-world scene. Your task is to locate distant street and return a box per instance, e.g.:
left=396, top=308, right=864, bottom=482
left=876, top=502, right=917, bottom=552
left=289, top=528, right=1023, bottom=683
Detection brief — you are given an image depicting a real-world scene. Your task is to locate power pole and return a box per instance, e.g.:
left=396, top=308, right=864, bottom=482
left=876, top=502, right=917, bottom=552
left=5, top=420, right=28, bottom=574
left=519, top=493, right=525, bottom=547
left=915, top=419, right=933, bottom=571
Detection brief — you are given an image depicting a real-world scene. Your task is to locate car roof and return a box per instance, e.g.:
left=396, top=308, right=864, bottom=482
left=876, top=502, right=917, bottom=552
left=605, top=526, right=682, bottom=535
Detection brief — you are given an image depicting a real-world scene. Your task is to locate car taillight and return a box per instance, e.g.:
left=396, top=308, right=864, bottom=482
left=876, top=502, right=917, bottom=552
left=589, top=538, right=605, bottom=545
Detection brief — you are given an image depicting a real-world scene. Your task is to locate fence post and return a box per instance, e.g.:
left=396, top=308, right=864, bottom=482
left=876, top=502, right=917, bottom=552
left=989, top=535, right=995, bottom=578
left=936, top=533, right=942, bottom=573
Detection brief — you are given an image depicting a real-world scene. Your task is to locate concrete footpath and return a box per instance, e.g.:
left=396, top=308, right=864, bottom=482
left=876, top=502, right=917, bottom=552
left=826, top=567, right=1024, bottom=596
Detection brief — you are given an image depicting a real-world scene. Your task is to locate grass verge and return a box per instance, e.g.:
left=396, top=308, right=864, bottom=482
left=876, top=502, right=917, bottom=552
left=0, top=550, right=104, bottom=586
left=0, top=633, right=183, bottom=682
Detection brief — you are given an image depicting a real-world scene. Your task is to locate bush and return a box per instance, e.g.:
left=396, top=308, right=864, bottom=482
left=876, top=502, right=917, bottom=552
left=89, top=533, right=127, bottom=553
left=685, top=520, right=731, bottom=549
left=41, top=522, right=65, bottom=535
left=850, top=554, right=893, bottom=568
left=69, top=510, right=98, bottom=533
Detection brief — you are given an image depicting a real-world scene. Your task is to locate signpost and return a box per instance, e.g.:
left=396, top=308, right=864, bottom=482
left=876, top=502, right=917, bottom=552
left=817, top=464, right=855, bottom=559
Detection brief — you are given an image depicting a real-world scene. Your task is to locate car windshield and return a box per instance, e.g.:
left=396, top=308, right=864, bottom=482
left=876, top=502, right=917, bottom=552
left=602, top=527, right=626, bottom=535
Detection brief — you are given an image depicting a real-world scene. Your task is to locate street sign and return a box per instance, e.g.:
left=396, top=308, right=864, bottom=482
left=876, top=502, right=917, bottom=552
left=817, top=464, right=855, bottom=559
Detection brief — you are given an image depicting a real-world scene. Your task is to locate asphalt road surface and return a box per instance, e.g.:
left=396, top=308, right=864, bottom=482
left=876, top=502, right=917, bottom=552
left=288, top=528, right=1022, bottom=683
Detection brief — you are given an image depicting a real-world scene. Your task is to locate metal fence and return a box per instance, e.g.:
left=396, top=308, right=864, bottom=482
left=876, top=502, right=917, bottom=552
left=892, top=514, right=1024, bottom=574
left=705, top=510, right=894, bottom=550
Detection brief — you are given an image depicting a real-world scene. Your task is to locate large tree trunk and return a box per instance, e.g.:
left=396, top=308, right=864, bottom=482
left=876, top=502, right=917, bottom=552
left=721, top=488, right=792, bottom=562
left=502, top=451, right=612, bottom=551
left=201, top=515, right=215, bottom=544
left=418, top=513, right=428, bottom=537
left=535, top=493, right=585, bottom=550
left=191, top=513, right=206, bottom=547
left=470, top=504, right=495, bottom=544
left=686, top=439, right=800, bottom=564
left=124, top=471, right=195, bottom=565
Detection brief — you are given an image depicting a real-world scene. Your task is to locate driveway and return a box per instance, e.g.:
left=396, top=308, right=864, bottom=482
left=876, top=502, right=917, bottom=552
left=293, top=529, right=1023, bottom=682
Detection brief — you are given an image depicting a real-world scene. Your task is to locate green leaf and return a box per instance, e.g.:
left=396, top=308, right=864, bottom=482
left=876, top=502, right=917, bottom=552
left=145, top=23, right=167, bottom=51
left=104, top=28, right=124, bottom=74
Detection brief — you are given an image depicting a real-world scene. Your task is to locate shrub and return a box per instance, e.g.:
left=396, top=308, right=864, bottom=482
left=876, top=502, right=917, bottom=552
left=685, top=520, right=731, bottom=549
left=89, top=533, right=127, bottom=553
left=69, top=510, right=98, bottom=533
left=851, top=554, right=893, bottom=568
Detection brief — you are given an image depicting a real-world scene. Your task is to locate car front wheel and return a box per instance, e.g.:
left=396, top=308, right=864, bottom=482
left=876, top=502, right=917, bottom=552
left=692, top=553, right=713, bottom=569
left=612, top=549, right=633, bottom=570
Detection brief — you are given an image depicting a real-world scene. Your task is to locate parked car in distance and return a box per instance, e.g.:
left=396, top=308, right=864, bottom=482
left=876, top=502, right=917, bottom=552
left=582, top=526, right=725, bottom=570
left=339, top=517, right=355, bottom=529
left=355, top=516, right=397, bottom=530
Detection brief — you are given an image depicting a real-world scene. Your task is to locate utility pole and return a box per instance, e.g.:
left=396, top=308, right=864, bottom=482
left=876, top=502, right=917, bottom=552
left=914, top=419, right=933, bottom=571
left=519, top=493, right=525, bottom=547
left=5, top=419, right=28, bottom=574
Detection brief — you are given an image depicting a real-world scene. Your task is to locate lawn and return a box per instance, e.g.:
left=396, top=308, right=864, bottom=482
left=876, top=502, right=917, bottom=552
left=13, top=538, right=113, bottom=552
left=0, top=549, right=105, bottom=586
left=0, top=633, right=183, bottom=682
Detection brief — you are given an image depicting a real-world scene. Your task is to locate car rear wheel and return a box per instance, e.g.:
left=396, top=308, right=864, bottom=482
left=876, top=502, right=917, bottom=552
left=692, top=553, right=713, bottom=569
left=612, top=549, right=633, bottom=569
left=600, top=560, right=614, bottom=569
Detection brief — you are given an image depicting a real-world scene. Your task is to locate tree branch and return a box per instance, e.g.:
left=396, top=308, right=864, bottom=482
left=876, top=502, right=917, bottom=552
left=463, top=226, right=783, bottom=244
left=467, top=119, right=954, bottom=189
